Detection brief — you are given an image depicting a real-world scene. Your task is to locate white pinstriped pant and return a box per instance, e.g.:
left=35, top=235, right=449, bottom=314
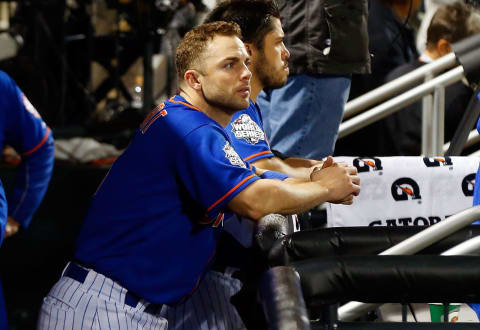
left=37, top=263, right=167, bottom=330
left=160, top=271, right=245, bottom=330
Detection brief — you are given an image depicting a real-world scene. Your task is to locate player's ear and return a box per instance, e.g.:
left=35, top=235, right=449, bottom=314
left=437, top=39, right=451, bottom=57
left=244, top=42, right=254, bottom=57
left=184, top=70, right=202, bottom=91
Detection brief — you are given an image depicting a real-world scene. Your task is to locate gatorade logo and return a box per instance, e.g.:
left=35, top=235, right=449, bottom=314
left=392, top=178, right=421, bottom=201
left=423, top=157, right=453, bottom=167
left=462, top=173, right=476, bottom=197
left=353, top=157, right=383, bottom=173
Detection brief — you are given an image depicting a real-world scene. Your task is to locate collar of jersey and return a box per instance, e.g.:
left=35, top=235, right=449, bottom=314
left=169, top=95, right=202, bottom=112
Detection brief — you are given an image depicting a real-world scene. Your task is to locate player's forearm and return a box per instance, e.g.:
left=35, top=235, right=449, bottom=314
left=252, top=157, right=316, bottom=180
left=283, top=156, right=322, bottom=169
left=9, top=136, right=54, bottom=227
left=258, top=179, right=331, bottom=215
left=229, top=179, right=330, bottom=220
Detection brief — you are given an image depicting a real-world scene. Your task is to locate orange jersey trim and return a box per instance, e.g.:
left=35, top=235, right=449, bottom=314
left=207, top=174, right=256, bottom=212
left=169, top=97, right=202, bottom=112
left=244, top=150, right=273, bottom=162
left=22, top=127, right=51, bottom=156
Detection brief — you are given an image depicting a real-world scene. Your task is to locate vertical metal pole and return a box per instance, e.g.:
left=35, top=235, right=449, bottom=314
left=401, top=304, right=407, bottom=322
left=443, top=303, right=449, bottom=323
left=141, top=0, right=154, bottom=115
left=322, top=304, right=339, bottom=330
left=432, top=86, right=446, bottom=155
left=422, top=73, right=434, bottom=156
left=143, top=37, right=154, bottom=114
left=0, top=2, right=7, bottom=29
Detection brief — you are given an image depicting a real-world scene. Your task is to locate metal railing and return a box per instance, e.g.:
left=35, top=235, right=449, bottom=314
left=338, top=205, right=480, bottom=322
left=343, top=53, right=458, bottom=120
left=443, top=129, right=480, bottom=154
left=338, top=33, right=480, bottom=157
left=338, top=60, right=465, bottom=156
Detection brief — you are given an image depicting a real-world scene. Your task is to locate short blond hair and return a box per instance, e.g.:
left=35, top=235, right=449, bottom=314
left=176, top=21, right=242, bottom=81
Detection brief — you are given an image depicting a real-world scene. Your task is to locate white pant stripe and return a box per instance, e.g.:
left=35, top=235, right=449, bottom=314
left=161, top=271, right=244, bottom=330
left=79, top=294, right=93, bottom=329
left=37, top=263, right=167, bottom=330
left=98, top=276, right=107, bottom=297
left=90, top=310, right=97, bottom=330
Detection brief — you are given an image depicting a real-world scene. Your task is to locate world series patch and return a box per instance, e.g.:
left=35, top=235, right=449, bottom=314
left=223, top=141, right=246, bottom=168
left=230, top=114, right=265, bottom=144
left=22, top=93, right=41, bottom=119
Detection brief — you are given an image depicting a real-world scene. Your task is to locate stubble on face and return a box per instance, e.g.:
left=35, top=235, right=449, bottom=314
left=201, top=87, right=248, bottom=114
left=254, top=50, right=288, bottom=89
left=252, top=18, right=289, bottom=90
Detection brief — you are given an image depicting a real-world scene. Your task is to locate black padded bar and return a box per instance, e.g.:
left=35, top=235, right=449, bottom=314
left=255, top=214, right=293, bottom=254
left=268, top=226, right=480, bottom=266
left=311, top=321, right=480, bottom=329
left=291, top=255, right=480, bottom=305
left=258, top=266, right=311, bottom=330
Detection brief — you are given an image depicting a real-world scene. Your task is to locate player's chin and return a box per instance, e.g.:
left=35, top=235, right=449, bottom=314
left=234, top=95, right=250, bottom=109
left=271, top=74, right=288, bottom=89
left=239, top=99, right=250, bottom=110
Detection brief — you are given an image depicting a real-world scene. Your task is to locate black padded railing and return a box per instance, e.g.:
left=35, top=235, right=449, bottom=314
left=267, top=226, right=480, bottom=266
left=258, top=266, right=311, bottom=330
left=290, top=255, right=480, bottom=306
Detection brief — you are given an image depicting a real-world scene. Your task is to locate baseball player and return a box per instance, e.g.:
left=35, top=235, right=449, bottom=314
left=160, top=1, right=361, bottom=329
left=37, top=21, right=359, bottom=330
left=0, top=70, right=55, bottom=329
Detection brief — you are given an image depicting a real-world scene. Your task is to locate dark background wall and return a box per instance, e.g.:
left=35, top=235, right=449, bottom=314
left=0, top=164, right=108, bottom=330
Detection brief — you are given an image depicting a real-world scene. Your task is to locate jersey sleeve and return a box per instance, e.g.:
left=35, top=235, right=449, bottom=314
left=260, top=170, right=289, bottom=181
left=227, top=105, right=274, bottom=163
left=1, top=72, right=54, bottom=227
left=176, top=125, right=260, bottom=222
left=0, top=180, right=7, bottom=246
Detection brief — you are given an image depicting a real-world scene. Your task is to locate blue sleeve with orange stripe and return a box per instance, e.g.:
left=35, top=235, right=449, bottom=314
left=0, top=71, right=54, bottom=228
left=0, top=180, right=6, bottom=246
left=177, top=124, right=259, bottom=222
left=227, top=101, right=274, bottom=164
left=474, top=116, right=480, bottom=224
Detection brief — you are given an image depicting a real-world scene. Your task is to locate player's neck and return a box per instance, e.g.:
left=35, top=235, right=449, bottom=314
left=422, top=49, right=440, bottom=62
left=202, top=107, right=234, bottom=128
left=250, top=76, right=263, bottom=103
left=179, top=90, right=233, bottom=128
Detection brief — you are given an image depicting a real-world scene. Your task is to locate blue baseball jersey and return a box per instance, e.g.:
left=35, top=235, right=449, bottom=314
left=473, top=112, right=480, bottom=225
left=227, top=100, right=274, bottom=163
left=0, top=70, right=54, bottom=330
left=74, top=95, right=260, bottom=305
left=0, top=70, right=54, bottom=244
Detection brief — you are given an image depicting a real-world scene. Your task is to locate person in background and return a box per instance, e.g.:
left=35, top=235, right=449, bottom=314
left=336, top=0, right=422, bottom=156
left=256, top=0, right=371, bottom=160
left=0, top=70, right=54, bottom=330
left=378, top=2, right=480, bottom=155
left=416, top=0, right=461, bottom=54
